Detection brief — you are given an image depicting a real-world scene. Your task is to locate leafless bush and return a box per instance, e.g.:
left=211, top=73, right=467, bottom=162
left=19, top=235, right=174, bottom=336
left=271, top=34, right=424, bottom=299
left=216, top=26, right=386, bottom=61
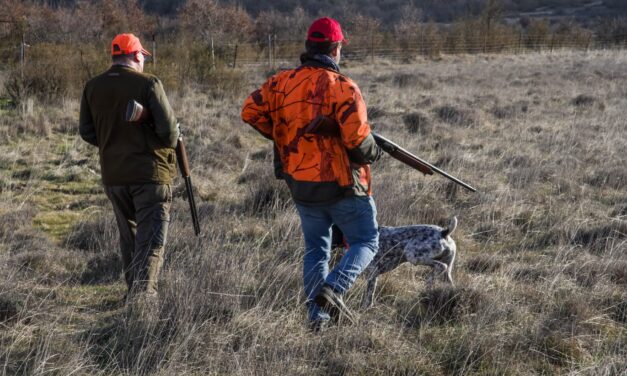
left=492, top=101, right=529, bottom=119
left=0, top=292, right=22, bottom=323
left=570, top=220, right=627, bottom=254
left=403, top=111, right=431, bottom=134
left=12, top=248, right=85, bottom=284
left=434, top=105, right=477, bottom=127
left=572, top=94, right=597, bottom=107
left=418, top=286, right=489, bottom=325
left=586, top=165, right=627, bottom=190
left=80, top=253, right=121, bottom=285
left=64, top=215, right=118, bottom=253
left=0, top=205, right=37, bottom=241
left=242, top=178, right=292, bottom=217
left=465, top=254, right=503, bottom=273
left=366, top=105, right=387, bottom=120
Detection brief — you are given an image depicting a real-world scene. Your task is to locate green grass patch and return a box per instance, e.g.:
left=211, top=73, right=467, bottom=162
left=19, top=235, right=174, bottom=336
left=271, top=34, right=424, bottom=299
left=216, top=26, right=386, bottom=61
left=33, top=210, right=84, bottom=240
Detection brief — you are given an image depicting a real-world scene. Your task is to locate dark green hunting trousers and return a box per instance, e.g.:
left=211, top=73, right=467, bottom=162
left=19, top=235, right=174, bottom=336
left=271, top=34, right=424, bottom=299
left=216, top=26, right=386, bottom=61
left=104, top=184, right=172, bottom=296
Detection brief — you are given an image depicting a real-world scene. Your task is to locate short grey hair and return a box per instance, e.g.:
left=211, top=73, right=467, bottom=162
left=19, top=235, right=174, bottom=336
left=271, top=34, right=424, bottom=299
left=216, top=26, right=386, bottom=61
left=111, top=53, right=136, bottom=64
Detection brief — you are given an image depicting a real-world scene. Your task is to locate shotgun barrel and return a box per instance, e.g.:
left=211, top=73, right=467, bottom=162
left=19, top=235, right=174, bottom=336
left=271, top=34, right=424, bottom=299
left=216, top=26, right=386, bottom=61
left=371, top=133, right=476, bottom=192
left=303, top=114, right=477, bottom=193
left=125, top=100, right=202, bottom=235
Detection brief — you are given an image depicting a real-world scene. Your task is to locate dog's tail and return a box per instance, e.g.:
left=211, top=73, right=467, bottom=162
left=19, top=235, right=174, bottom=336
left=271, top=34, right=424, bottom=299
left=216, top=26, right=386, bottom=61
left=441, top=216, right=458, bottom=238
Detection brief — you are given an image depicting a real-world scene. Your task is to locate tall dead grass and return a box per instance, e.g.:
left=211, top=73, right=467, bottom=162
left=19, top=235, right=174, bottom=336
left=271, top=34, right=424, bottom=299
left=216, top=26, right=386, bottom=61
left=0, top=50, right=625, bottom=375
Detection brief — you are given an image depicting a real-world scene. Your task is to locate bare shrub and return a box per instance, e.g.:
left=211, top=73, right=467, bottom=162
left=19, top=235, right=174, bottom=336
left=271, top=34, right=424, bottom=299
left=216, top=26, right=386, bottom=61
left=403, top=111, right=431, bottom=134
left=606, top=260, right=627, bottom=285
left=0, top=292, right=22, bottom=323
left=436, top=331, right=502, bottom=376
left=570, top=220, right=627, bottom=254
left=465, top=254, right=502, bottom=273
left=500, top=153, right=532, bottom=168
left=0, top=205, right=37, bottom=241
left=8, top=228, right=54, bottom=255
left=5, top=44, right=80, bottom=106
left=564, top=256, right=605, bottom=287
left=601, top=294, right=626, bottom=324
left=392, top=73, right=421, bottom=88
left=418, top=286, right=489, bottom=325
left=242, top=179, right=292, bottom=217
left=507, top=166, right=551, bottom=189
left=586, top=165, right=627, bottom=190
left=80, top=253, right=121, bottom=284
left=571, top=94, right=596, bottom=107
left=12, top=249, right=85, bottom=284
left=367, top=106, right=386, bottom=120
left=512, top=266, right=549, bottom=282
left=64, top=215, right=118, bottom=253
left=434, top=105, right=477, bottom=127
left=537, top=333, right=586, bottom=367
left=491, top=101, right=528, bottom=119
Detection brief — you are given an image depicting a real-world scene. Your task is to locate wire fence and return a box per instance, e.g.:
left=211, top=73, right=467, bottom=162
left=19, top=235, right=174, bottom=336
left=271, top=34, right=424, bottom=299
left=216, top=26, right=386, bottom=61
left=1, top=33, right=627, bottom=72
left=190, top=33, right=627, bottom=68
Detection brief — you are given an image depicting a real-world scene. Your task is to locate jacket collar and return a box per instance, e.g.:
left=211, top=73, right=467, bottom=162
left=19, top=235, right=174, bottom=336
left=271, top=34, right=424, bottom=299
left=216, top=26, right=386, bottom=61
left=299, top=53, right=340, bottom=73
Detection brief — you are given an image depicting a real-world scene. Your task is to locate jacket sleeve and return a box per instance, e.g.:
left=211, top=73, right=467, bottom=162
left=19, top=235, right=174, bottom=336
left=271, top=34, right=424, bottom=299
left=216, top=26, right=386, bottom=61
left=334, top=79, right=381, bottom=165
left=241, top=80, right=273, bottom=140
left=147, top=78, right=179, bottom=149
left=78, top=88, right=98, bottom=146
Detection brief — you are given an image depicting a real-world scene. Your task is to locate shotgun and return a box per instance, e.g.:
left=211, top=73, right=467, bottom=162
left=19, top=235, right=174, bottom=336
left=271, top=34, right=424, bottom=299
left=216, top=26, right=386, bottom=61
left=305, top=115, right=477, bottom=193
left=125, top=100, right=202, bottom=236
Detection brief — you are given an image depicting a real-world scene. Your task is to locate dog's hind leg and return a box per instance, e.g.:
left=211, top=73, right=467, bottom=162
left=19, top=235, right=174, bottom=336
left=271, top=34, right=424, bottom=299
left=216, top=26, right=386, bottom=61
left=362, top=276, right=378, bottom=309
left=442, top=252, right=456, bottom=286
left=424, top=260, right=449, bottom=289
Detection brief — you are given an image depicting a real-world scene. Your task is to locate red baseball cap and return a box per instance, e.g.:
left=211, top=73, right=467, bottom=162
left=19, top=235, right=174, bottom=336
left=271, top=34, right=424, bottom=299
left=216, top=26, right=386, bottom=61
left=307, top=17, right=347, bottom=44
left=111, top=33, right=151, bottom=56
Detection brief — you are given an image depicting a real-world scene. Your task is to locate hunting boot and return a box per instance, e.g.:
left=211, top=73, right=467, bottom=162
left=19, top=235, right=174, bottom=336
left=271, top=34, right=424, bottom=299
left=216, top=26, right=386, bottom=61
left=314, top=285, right=356, bottom=324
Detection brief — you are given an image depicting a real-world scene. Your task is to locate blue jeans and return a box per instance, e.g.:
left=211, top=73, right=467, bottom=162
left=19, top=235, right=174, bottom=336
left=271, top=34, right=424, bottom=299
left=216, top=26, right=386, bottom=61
left=295, top=196, right=379, bottom=322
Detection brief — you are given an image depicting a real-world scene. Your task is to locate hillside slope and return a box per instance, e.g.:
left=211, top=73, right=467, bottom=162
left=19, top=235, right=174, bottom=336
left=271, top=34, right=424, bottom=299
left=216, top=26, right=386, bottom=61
left=0, top=50, right=625, bottom=375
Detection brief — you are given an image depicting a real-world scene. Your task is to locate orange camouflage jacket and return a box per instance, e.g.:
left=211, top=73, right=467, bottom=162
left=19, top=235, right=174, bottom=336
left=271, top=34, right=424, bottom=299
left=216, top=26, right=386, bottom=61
left=241, top=60, right=380, bottom=205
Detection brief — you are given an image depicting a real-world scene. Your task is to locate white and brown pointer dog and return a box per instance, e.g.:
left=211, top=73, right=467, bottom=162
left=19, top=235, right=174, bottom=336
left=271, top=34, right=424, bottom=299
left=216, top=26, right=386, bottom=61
left=361, top=216, right=458, bottom=309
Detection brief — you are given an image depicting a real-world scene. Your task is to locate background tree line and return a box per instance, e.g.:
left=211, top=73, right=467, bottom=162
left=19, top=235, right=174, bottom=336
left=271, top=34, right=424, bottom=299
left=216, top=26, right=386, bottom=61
left=0, top=0, right=625, bottom=108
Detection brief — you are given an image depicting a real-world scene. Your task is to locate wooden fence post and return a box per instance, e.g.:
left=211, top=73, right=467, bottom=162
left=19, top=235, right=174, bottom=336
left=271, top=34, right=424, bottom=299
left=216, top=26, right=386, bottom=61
left=232, top=44, right=238, bottom=69
left=210, top=36, right=215, bottom=69
left=273, top=34, right=277, bottom=67
left=152, top=33, right=157, bottom=67
left=268, top=34, right=272, bottom=68
left=370, top=31, right=375, bottom=64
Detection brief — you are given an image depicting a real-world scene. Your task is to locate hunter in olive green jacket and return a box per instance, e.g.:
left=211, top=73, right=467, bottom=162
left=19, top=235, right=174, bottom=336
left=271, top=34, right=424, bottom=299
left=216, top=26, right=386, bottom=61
left=79, top=65, right=179, bottom=186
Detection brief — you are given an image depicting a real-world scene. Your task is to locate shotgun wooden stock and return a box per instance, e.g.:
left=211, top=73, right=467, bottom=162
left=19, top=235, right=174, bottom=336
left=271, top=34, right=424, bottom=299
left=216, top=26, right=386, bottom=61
left=125, top=100, right=202, bottom=235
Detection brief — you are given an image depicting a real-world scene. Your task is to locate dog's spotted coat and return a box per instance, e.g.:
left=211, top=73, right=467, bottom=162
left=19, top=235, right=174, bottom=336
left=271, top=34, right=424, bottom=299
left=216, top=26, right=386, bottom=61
left=361, top=217, right=458, bottom=308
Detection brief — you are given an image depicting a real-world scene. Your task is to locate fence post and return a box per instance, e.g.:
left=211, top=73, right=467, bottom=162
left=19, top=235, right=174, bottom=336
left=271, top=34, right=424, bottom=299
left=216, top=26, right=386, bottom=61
left=210, top=36, right=215, bottom=69
left=550, top=36, right=554, bottom=53
left=518, top=32, right=522, bottom=54
left=20, top=33, right=25, bottom=82
left=273, top=34, right=277, bottom=67
left=232, top=43, right=238, bottom=69
left=370, top=31, right=375, bottom=64
left=268, top=34, right=272, bottom=68
left=152, top=33, right=157, bottom=67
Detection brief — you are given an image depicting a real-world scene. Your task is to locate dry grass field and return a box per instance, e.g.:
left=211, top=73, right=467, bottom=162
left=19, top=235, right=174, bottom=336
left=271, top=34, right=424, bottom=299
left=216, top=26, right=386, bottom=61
left=0, top=49, right=625, bottom=375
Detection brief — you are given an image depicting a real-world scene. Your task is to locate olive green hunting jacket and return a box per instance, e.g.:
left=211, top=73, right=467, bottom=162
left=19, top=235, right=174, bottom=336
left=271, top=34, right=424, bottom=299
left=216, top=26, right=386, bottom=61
left=79, top=65, right=179, bottom=186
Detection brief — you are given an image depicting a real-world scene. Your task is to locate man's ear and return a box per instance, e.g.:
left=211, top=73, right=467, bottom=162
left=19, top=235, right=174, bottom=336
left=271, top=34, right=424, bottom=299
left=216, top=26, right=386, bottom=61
left=134, top=51, right=143, bottom=62
left=330, top=45, right=340, bottom=58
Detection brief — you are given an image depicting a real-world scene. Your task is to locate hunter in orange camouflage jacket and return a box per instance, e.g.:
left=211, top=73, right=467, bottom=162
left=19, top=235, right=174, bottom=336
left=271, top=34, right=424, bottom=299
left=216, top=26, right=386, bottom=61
left=241, top=62, right=381, bottom=205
